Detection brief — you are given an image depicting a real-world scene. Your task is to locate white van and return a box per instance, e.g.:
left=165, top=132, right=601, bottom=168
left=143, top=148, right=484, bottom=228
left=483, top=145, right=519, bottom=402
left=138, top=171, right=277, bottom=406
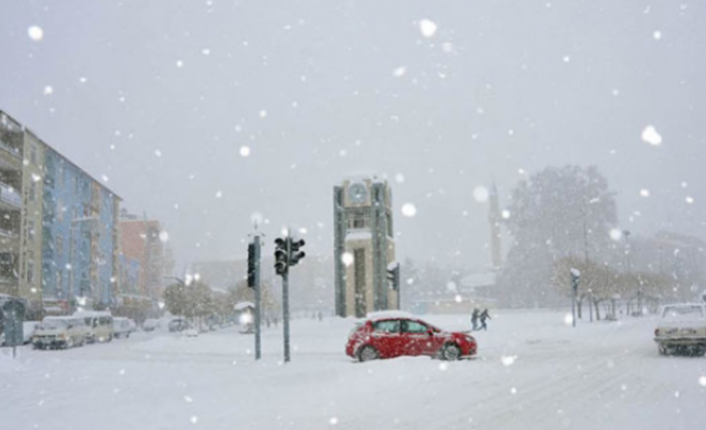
left=113, top=317, right=135, bottom=338
left=32, top=317, right=89, bottom=349
left=73, top=311, right=114, bottom=343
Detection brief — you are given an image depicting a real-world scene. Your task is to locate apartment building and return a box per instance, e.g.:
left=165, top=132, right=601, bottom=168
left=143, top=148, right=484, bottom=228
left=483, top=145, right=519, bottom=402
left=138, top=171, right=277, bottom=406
left=0, top=110, right=121, bottom=317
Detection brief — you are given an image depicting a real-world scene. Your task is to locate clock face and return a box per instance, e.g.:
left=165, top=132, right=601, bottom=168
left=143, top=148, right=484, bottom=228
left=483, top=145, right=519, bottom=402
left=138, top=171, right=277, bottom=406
left=348, top=183, right=368, bottom=204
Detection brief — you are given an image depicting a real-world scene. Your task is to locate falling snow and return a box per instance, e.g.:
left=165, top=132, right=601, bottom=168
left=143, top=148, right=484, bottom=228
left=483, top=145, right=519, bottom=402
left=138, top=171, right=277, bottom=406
left=401, top=203, right=417, bottom=217
left=28, top=25, right=43, bottom=41
left=641, top=125, right=662, bottom=146
left=419, top=19, right=438, bottom=38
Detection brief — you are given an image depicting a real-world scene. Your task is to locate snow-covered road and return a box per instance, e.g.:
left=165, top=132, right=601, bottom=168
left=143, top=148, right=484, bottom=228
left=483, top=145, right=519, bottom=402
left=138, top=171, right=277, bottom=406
left=2, top=311, right=705, bottom=430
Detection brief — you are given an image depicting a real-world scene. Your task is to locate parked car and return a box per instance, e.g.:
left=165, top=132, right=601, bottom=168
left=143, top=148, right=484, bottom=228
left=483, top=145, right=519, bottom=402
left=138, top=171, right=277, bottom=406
left=73, top=311, right=114, bottom=343
left=32, top=317, right=89, bottom=349
left=142, top=318, right=160, bottom=332
left=654, top=303, right=706, bottom=356
left=113, top=317, right=135, bottom=338
left=346, top=311, right=477, bottom=362
left=168, top=318, right=192, bottom=333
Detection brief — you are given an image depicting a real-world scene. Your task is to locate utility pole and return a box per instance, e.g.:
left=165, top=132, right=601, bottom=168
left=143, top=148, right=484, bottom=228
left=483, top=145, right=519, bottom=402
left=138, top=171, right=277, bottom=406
left=274, top=232, right=305, bottom=363
left=247, top=235, right=262, bottom=360
left=283, top=237, right=291, bottom=363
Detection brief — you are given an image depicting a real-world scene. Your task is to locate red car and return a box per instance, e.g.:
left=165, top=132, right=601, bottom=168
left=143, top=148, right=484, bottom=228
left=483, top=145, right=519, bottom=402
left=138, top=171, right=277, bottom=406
left=346, top=313, right=477, bottom=362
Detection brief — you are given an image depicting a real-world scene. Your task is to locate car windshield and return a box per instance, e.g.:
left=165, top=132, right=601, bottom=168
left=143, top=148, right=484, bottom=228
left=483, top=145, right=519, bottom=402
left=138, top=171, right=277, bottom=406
left=2, top=2, right=705, bottom=430
left=39, top=319, right=67, bottom=330
left=662, top=306, right=705, bottom=320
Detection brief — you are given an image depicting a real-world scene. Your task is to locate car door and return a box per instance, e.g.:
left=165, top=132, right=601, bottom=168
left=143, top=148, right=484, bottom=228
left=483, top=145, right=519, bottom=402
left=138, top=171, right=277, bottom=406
left=369, top=319, right=403, bottom=358
left=400, top=319, right=431, bottom=356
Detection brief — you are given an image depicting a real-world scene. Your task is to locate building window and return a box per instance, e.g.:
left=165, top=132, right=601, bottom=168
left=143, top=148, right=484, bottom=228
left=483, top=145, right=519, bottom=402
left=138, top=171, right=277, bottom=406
left=28, top=220, right=35, bottom=242
left=29, top=181, right=36, bottom=202
left=57, top=200, right=64, bottom=222
left=57, top=234, right=64, bottom=258
left=347, top=214, right=369, bottom=230
left=27, top=260, right=34, bottom=284
left=30, top=145, right=37, bottom=165
left=56, top=270, right=63, bottom=298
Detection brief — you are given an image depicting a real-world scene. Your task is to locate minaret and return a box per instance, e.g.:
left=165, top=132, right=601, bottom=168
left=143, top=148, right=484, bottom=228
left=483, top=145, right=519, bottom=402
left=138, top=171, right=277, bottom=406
left=488, top=181, right=502, bottom=269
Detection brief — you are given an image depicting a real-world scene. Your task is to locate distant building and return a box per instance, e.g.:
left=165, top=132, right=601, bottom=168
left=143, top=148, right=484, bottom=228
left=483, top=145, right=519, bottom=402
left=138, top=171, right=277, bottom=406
left=0, top=110, right=121, bottom=317
left=118, top=210, right=165, bottom=306
left=191, top=253, right=333, bottom=315
left=333, top=176, right=397, bottom=317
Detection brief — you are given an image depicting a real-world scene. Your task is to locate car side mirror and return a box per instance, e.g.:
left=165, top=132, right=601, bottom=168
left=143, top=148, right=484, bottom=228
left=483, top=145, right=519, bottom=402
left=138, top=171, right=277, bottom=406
left=427, top=329, right=434, bottom=336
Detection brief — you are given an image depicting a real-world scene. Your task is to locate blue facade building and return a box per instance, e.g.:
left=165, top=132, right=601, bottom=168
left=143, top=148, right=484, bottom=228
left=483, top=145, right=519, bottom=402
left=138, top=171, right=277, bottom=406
left=41, top=147, right=121, bottom=308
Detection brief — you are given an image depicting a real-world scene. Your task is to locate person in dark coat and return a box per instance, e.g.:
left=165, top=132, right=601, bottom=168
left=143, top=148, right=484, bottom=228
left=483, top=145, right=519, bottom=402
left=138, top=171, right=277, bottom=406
left=471, top=308, right=480, bottom=331
left=479, top=308, right=491, bottom=331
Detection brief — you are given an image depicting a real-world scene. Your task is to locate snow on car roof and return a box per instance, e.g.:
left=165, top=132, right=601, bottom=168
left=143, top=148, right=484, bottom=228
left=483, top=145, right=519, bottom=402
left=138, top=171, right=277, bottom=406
left=365, top=310, right=415, bottom=321
left=73, top=311, right=112, bottom=317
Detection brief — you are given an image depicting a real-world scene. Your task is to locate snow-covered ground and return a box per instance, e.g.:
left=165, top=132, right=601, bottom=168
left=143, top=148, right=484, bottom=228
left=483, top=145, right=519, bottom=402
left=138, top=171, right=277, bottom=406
left=2, top=310, right=706, bottom=430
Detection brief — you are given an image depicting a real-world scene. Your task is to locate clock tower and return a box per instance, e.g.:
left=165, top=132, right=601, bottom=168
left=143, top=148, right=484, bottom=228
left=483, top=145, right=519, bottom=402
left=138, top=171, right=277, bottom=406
left=333, top=177, right=397, bottom=317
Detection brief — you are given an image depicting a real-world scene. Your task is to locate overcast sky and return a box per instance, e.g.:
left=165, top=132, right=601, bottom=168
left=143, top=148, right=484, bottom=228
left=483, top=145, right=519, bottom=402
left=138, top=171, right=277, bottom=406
left=1, top=0, right=704, bottom=272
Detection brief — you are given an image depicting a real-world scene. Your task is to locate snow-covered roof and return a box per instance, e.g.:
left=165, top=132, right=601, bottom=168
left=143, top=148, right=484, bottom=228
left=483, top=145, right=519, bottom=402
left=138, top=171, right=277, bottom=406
left=365, top=310, right=414, bottom=321
left=234, top=302, right=255, bottom=311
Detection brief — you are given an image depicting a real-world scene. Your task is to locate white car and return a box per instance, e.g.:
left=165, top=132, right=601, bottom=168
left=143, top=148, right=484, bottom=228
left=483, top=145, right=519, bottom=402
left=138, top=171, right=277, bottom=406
left=654, top=303, right=706, bottom=355
left=73, top=311, right=114, bottom=343
left=142, top=318, right=160, bottom=332
left=113, top=317, right=135, bottom=339
left=32, top=317, right=90, bottom=349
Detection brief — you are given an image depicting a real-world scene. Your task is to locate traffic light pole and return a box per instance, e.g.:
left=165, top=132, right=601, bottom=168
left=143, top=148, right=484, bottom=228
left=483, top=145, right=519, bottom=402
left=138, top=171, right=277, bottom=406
left=282, top=269, right=291, bottom=363
left=283, top=238, right=291, bottom=363
left=254, top=235, right=262, bottom=360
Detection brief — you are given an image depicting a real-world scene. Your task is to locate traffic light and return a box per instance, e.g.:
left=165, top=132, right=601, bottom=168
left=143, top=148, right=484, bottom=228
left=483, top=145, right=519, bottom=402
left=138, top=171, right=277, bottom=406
left=274, top=238, right=288, bottom=276
left=247, top=242, right=256, bottom=288
left=570, top=268, right=580, bottom=294
left=387, top=262, right=400, bottom=290
left=274, top=237, right=306, bottom=276
left=289, top=239, right=306, bottom=267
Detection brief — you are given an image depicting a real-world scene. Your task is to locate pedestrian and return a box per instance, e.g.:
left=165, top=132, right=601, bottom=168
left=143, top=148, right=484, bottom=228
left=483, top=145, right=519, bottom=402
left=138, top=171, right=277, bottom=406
left=317, top=311, right=323, bottom=322
left=471, top=308, right=480, bottom=331
left=479, top=308, right=491, bottom=331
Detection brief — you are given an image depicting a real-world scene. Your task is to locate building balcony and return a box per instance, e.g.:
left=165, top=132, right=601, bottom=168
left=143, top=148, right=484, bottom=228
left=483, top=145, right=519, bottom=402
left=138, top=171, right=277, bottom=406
left=0, top=182, right=21, bottom=210
left=0, top=139, right=22, bottom=170
left=0, top=228, right=20, bottom=253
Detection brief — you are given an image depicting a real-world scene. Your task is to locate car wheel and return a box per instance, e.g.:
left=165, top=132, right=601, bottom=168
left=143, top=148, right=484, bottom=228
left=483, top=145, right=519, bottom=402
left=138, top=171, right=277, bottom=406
left=358, top=345, right=379, bottom=362
left=442, top=343, right=461, bottom=361
left=658, top=345, right=668, bottom=356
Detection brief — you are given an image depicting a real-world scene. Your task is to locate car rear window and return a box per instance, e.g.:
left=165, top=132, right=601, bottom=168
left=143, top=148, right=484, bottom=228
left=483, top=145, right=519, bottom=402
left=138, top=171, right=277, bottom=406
left=662, top=306, right=705, bottom=319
